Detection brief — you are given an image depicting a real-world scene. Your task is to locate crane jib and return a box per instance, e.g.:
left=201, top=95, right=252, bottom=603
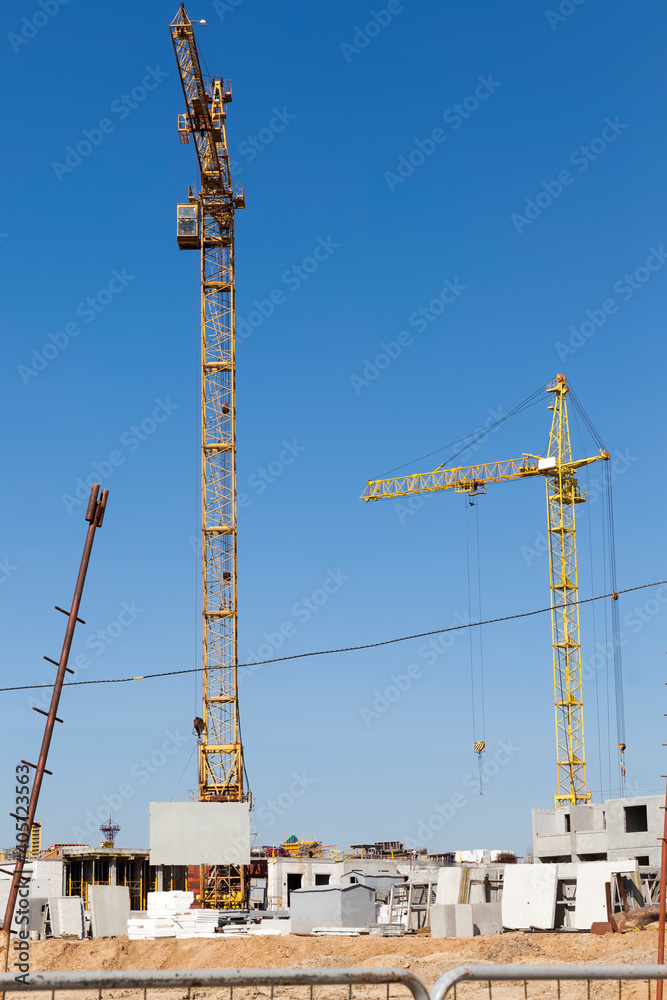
left=361, top=375, right=612, bottom=808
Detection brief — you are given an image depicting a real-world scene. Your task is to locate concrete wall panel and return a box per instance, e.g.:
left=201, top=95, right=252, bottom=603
left=502, top=864, right=557, bottom=929
left=573, top=860, right=638, bottom=929
left=436, top=868, right=463, bottom=905
left=89, top=885, right=131, bottom=938
left=471, top=901, right=502, bottom=935
left=430, top=903, right=475, bottom=938
left=149, top=801, right=250, bottom=865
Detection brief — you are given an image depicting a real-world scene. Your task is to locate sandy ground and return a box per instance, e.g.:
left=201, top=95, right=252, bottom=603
left=26, top=927, right=662, bottom=992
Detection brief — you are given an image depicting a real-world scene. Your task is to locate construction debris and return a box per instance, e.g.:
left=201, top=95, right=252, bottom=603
left=612, top=904, right=661, bottom=932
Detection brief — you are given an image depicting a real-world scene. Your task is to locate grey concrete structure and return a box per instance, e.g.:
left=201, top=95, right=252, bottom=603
left=149, top=802, right=250, bottom=865
left=533, top=795, right=662, bottom=865
left=267, top=857, right=339, bottom=909
left=572, top=860, right=638, bottom=928
left=430, top=904, right=474, bottom=938
left=48, top=897, right=85, bottom=938
left=339, top=860, right=401, bottom=878
left=290, top=884, right=376, bottom=934
left=502, top=863, right=558, bottom=930
left=89, top=885, right=131, bottom=938
left=339, top=872, right=406, bottom=901
left=435, top=865, right=505, bottom=907
left=28, top=897, right=48, bottom=939
left=431, top=901, right=501, bottom=938
left=0, top=861, right=65, bottom=934
left=266, top=857, right=400, bottom=910
left=435, top=868, right=462, bottom=906
left=471, top=901, right=502, bottom=935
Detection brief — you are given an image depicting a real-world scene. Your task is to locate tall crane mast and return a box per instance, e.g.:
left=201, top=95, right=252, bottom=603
left=362, top=375, right=609, bottom=808
left=170, top=3, right=247, bottom=907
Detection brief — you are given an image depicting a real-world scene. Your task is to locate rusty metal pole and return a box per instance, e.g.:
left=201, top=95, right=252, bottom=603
left=657, top=773, right=667, bottom=1000
left=0, top=484, right=108, bottom=971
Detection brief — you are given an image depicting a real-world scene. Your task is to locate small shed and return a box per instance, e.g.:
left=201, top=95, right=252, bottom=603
left=290, top=883, right=376, bottom=933
left=340, top=871, right=407, bottom=902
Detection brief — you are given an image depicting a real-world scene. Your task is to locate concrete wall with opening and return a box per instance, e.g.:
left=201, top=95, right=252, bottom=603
left=533, top=795, right=662, bottom=865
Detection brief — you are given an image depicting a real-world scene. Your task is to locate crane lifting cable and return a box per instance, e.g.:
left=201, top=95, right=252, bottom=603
left=569, top=387, right=626, bottom=795
left=362, top=374, right=613, bottom=808
left=379, top=382, right=548, bottom=478
left=569, top=397, right=612, bottom=800
left=465, top=495, right=487, bottom=794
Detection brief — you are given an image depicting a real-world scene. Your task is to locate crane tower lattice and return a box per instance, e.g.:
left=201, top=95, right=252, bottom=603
left=362, top=374, right=609, bottom=807
left=171, top=2, right=247, bottom=908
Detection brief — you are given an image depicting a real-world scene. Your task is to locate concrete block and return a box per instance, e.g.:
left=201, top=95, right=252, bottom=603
left=502, top=864, right=557, bottom=930
left=88, top=885, right=131, bottom=938
left=290, top=918, right=317, bottom=933
left=429, top=905, right=453, bottom=938
left=455, top=904, right=474, bottom=937
left=471, top=901, right=502, bottom=935
left=260, top=917, right=291, bottom=934
left=573, top=860, right=639, bottom=930
left=150, top=801, right=250, bottom=865
left=48, top=897, right=85, bottom=938
left=429, top=903, right=474, bottom=938
left=435, top=868, right=463, bottom=905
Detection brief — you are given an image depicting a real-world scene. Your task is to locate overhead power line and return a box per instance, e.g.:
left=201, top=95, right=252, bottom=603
left=1, top=578, right=664, bottom=695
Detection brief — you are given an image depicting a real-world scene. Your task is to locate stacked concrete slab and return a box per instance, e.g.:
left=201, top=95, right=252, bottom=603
left=127, top=891, right=200, bottom=940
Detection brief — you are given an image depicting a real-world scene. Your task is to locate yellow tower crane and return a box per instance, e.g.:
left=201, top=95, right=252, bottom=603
left=362, top=374, right=609, bottom=808
left=170, top=3, right=248, bottom=907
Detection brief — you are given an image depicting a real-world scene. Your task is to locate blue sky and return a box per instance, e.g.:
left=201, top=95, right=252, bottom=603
left=0, top=0, right=665, bottom=856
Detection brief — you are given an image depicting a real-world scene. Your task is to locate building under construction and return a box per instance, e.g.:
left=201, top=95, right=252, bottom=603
left=1, top=2, right=660, bottom=950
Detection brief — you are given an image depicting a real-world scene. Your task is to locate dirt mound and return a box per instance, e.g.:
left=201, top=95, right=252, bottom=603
left=29, top=928, right=662, bottom=986
left=478, top=934, right=549, bottom=964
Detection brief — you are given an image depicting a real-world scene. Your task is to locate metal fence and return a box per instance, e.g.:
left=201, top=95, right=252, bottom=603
left=2, top=964, right=667, bottom=1000
left=0, top=966, right=430, bottom=1000
left=431, top=965, right=667, bottom=1000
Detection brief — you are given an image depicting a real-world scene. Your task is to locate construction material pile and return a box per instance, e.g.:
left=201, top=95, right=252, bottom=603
left=128, top=891, right=219, bottom=941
